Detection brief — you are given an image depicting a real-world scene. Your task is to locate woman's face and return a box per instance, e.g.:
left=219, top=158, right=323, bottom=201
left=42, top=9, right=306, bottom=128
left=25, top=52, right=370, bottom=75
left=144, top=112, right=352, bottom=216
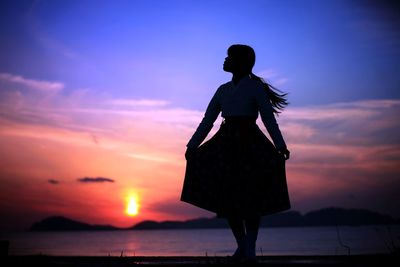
left=223, top=51, right=249, bottom=74
left=223, top=53, right=238, bottom=73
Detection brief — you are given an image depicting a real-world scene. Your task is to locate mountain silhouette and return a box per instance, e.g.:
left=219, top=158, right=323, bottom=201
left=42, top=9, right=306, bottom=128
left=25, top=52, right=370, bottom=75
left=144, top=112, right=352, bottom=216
left=30, top=207, right=399, bottom=231
left=30, top=216, right=118, bottom=231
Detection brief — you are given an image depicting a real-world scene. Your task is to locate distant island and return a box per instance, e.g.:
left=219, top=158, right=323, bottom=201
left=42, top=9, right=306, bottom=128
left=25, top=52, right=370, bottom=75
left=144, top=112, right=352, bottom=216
left=30, top=207, right=399, bottom=231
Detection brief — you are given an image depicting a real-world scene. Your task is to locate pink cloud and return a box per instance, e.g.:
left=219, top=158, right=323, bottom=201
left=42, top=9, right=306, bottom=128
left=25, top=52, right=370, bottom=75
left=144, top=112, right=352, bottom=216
left=107, top=99, right=170, bottom=107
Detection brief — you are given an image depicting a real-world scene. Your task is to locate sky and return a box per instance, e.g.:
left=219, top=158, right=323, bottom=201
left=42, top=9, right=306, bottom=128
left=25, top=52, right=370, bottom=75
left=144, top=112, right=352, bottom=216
left=0, top=0, right=399, bottom=230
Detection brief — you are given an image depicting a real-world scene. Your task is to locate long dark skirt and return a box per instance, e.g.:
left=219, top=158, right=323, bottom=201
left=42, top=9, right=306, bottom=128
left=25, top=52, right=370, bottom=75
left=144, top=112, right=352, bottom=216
left=181, top=116, right=291, bottom=218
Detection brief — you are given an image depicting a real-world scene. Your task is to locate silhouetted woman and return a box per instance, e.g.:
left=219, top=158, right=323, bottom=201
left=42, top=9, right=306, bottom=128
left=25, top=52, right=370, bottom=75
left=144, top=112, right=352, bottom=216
left=181, top=44, right=290, bottom=263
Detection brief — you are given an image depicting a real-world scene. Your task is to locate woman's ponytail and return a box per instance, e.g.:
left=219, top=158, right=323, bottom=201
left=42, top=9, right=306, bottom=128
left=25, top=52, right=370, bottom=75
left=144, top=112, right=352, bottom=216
left=250, top=72, right=288, bottom=114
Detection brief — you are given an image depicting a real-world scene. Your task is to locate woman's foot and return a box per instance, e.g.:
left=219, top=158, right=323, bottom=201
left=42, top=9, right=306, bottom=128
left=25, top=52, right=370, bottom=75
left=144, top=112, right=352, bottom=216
left=229, top=245, right=258, bottom=264
left=231, top=246, right=244, bottom=258
left=245, top=250, right=258, bottom=264
left=245, top=231, right=258, bottom=263
left=229, top=238, right=247, bottom=263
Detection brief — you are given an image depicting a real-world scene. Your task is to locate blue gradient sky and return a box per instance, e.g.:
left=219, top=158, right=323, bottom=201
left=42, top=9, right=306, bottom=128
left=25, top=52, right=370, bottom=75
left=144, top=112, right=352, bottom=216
left=1, top=0, right=399, bottom=108
left=0, top=0, right=399, bottom=230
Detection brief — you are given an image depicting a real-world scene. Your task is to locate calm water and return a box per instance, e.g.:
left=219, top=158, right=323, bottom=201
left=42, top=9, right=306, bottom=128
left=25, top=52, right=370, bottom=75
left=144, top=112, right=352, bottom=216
left=2, top=225, right=399, bottom=256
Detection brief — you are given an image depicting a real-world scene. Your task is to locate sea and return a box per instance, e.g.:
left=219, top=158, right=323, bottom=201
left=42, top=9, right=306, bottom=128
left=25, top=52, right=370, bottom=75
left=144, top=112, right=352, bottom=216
left=1, top=225, right=399, bottom=256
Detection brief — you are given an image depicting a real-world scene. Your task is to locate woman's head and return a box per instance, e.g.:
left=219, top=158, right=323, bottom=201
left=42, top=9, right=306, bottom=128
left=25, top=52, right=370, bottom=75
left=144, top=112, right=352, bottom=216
left=223, top=44, right=288, bottom=113
left=223, top=44, right=256, bottom=74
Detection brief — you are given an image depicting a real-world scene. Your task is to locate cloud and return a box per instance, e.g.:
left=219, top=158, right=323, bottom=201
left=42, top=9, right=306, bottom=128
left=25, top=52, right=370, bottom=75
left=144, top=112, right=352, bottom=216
left=48, top=179, right=60, bottom=184
left=107, top=99, right=170, bottom=107
left=77, top=177, right=115, bottom=183
left=280, top=99, right=400, bottom=146
left=0, top=73, right=64, bottom=92
left=126, top=153, right=181, bottom=165
left=255, top=69, right=288, bottom=86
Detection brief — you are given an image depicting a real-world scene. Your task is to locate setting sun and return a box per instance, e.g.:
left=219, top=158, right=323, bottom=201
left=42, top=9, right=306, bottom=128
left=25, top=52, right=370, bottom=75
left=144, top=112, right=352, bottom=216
left=125, top=195, right=139, bottom=216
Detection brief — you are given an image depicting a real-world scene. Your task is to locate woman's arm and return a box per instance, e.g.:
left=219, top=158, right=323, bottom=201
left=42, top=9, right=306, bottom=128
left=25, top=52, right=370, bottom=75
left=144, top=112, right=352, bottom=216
left=186, top=87, right=222, bottom=149
left=254, top=85, right=287, bottom=151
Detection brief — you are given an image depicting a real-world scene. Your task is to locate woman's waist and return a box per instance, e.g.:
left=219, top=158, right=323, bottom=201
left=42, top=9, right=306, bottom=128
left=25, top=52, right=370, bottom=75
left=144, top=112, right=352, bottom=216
left=221, top=115, right=257, bottom=126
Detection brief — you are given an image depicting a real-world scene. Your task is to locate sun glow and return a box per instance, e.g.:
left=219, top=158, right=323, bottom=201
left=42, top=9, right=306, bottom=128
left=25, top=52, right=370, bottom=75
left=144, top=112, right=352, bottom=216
left=125, top=194, right=139, bottom=216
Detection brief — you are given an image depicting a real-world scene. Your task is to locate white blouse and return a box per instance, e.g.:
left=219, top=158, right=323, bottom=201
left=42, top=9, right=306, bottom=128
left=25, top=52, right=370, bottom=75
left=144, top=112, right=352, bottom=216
left=187, top=75, right=287, bottom=150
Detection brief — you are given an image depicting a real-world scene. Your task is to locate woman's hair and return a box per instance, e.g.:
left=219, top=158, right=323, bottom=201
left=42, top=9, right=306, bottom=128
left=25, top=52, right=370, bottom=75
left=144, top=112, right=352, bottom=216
left=228, top=44, right=288, bottom=114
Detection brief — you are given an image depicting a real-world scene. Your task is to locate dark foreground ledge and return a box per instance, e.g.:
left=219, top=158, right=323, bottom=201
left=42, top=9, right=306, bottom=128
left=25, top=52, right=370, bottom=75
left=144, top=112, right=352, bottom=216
left=2, top=254, right=399, bottom=267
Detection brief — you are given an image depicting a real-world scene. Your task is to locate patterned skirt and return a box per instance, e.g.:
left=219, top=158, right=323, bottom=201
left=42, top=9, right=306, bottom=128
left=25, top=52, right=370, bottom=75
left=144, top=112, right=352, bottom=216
left=180, top=116, right=290, bottom=219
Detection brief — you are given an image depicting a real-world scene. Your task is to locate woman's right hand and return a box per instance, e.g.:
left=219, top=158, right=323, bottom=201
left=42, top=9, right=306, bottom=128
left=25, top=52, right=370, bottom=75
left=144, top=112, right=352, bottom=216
left=277, top=147, right=290, bottom=160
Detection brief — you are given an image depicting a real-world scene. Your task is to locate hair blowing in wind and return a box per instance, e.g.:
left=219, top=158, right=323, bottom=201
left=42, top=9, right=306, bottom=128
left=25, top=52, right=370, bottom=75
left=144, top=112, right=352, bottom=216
left=228, top=44, right=289, bottom=114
